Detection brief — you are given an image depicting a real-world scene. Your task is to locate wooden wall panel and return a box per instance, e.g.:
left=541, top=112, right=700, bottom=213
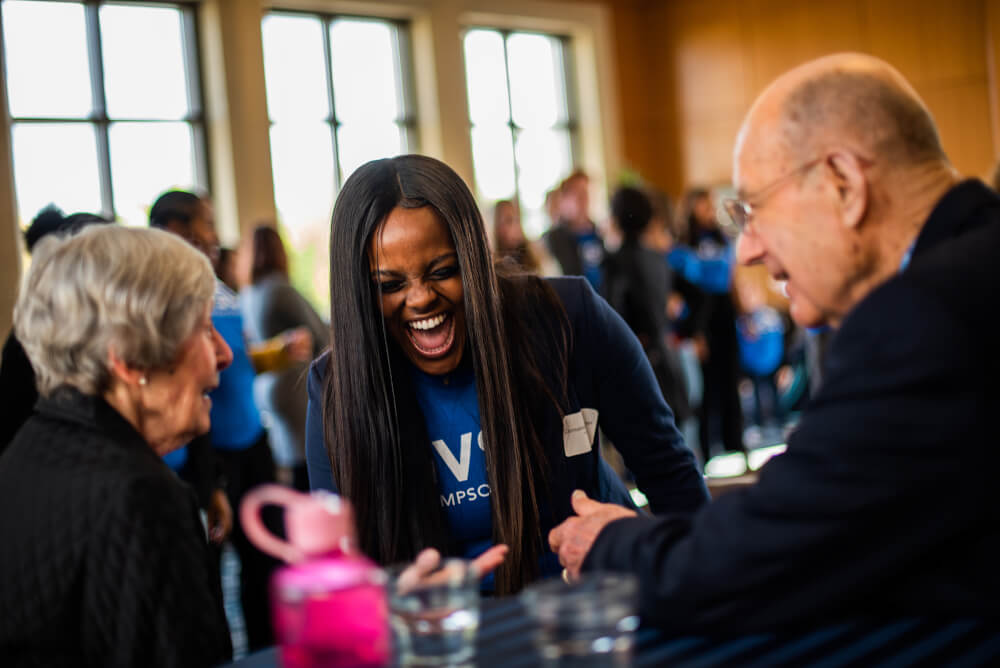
left=671, top=0, right=751, bottom=120
left=609, top=0, right=998, bottom=195
left=746, top=0, right=866, bottom=94
left=922, top=82, right=995, bottom=179
left=864, top=0, right=986, bottom=85
left=681, top=116, right=743, bottom=186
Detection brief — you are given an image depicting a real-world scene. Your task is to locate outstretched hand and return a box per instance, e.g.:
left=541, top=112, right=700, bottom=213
left=396, top=544, right=509, bottom=594
left=548, top=489, right=637, bottom=581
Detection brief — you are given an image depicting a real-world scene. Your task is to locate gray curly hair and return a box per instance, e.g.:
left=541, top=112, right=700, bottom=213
left=14, top=225, right=216, bottom=396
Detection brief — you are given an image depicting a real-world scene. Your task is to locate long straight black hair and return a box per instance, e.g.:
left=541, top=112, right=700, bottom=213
left=323, top=155, right=570, bottom=594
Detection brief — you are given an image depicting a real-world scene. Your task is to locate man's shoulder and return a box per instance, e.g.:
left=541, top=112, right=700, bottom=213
left=824, top=262, right=984, bottom=396
left=866, top=212, right=999, bottom=337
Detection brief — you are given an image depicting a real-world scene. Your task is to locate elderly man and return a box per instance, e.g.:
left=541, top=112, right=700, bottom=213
left=549, top=53, right=1000, bottom=632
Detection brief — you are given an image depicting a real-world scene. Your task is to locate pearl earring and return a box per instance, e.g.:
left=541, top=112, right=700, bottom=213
left=139, top=376, right=148, bottom=386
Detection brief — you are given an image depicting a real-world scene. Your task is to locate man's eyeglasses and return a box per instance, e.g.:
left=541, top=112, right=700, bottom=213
left=721, top=157, right=825, bottom=232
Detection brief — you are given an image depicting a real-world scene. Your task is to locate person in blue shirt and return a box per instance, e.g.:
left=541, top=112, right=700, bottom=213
left=733, top=273, right=787, bottom=429
left=543, top=169, right=606, bottom=290
left=668, top=188, right=746, bottom=465
left=150, top=190, right=311, bottom=651
left=305, top=155, right=708, bottom=596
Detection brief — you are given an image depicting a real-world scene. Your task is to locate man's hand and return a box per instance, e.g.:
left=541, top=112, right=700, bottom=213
left=207, top=488, right=233, bottom=544
left=548, top=490, right=637, bottom=581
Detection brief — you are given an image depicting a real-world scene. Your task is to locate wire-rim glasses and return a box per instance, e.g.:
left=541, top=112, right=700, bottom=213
left=722, top=157, right=825, bottom=232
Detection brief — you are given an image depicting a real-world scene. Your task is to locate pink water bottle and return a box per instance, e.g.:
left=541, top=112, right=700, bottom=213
left=241, top=485, right=391, bottom=668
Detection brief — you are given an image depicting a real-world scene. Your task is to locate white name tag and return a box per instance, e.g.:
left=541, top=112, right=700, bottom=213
left=563, top=408, right=598, bottom=457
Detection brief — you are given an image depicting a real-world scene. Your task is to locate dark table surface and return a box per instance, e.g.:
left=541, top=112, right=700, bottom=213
left=225, top=597, right=1000, bottom=667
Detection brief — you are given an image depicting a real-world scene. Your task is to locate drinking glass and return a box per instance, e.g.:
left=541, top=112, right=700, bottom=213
left=386, top=558, right=480, bottom=666
left=521, top=572, right=639, bottom=667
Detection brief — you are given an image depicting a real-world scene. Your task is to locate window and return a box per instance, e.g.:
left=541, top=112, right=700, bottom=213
left=1, top=0, right=206, bottom=228
left=261, top=11, right=414, bottom=313
left=463, top=28, right=576, bottom=238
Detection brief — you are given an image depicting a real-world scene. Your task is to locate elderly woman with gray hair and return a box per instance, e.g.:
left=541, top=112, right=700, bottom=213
left=0, top=226, right=233, bottom=666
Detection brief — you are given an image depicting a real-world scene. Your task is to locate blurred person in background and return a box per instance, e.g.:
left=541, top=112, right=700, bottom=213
left=544, top=187, right=562, bottom=230
left=543, top=169, right=606, bottom=290
left=0, top=225, right=232, bottom=666
left=492, top=199, right=559, bottom=276
left=1, top=205, right=111, bottom=453
left=150, top=189, right=311, bottom=651
left=733, top=267, right=787, bottom=440
left=670, top=187, right=745, bottom=466
left=602, top=186, right=690, bottom=427
left=241, top=225, right=328, bottom=491
left=215, top=246, right=241, bottom=293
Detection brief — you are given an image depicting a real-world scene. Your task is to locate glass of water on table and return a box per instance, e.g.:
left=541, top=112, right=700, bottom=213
left=522, top=572, right=639, bottom=667
left=386, top=558, right=480, bottom=665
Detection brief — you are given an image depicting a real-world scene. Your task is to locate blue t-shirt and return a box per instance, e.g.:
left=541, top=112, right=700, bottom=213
left=163, top=445, right=188, bottom=471
left=208, top=282, right=263, bottom=450
left=667, top=238, right=733, bottom=295
left=577, top=231, right=605, bottom=292
left=737, top=306, right=785, bottom=377
left=410, top=362, right=497, bottom=583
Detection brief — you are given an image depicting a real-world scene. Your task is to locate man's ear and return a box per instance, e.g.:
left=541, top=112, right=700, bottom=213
left=107, top=348, right=145, bottom=387
left=826, top=150, right=869, bottom=229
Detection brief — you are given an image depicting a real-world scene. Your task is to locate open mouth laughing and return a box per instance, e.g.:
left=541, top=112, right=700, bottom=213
left=405, top=311, right=456, bottom=358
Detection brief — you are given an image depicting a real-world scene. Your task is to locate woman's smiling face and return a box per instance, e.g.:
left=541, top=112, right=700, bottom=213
left=369, top=205, right=466, bottom=375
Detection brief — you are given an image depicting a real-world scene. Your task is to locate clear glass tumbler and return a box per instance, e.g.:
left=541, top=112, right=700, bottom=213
left=386, top=558, right=481, bottom=666
left=521, top=572, right=639, bottom=667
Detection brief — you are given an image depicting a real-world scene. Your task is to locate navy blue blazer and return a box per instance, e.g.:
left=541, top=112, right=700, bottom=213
left=584, top=180, right=1000, bottom=631
left=305, top=277, right=708, bottom=550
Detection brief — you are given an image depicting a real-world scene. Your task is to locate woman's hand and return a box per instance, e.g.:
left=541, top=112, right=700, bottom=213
left=396, top=544, right=509, bottom=593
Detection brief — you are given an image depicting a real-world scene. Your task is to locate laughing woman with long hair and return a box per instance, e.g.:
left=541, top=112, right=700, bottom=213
left=304, top=155, right=707, bottom=595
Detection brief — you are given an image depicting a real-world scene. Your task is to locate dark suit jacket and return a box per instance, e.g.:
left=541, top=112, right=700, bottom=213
left=0, top=388, right=232, bottom=666
left=306, top=277, right=709, bottom=547
left=584, top=179, right=1000, bottom=632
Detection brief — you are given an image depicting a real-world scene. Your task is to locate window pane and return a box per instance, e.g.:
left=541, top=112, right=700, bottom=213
left=2, top=1, right=92, bottom=118
left=330, top=19, right=401, bottom=123
left=463, top=30, right=509, bottom=125
left=336, top=122, right=403, bottom=182
left=100, top=5, right=189, bottom=119
left=270, top=122, right=335, bottom=237
left=109, top=122, right=196, bottom=227
left=507, top=33, right=566, bottom=129
left=262, top=14, right=328, bottom=122
left=270, top=122, right=335, bottom=318
left=12, top=123, right=102, bottom=223
left=515, top=128, right=572, bottom=238
left=470, top=124, right=515, bottom=201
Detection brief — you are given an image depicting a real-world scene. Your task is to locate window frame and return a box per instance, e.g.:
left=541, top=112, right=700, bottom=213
left=0, top=0, right=209, bottom=222
left=463, top=25, right=581, bottom=208
left=262, top=8, right=418, bottom=189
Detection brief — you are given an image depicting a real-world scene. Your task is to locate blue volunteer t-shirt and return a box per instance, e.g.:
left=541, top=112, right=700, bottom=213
left=208, top=281, right=263, bottom=450
left=410, top=361, right=497, bottom=586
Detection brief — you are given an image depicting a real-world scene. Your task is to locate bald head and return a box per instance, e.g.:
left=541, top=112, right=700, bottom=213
left=740, top=53, right=945, bottom=171
left=733, top=54, right=959, bottom=328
